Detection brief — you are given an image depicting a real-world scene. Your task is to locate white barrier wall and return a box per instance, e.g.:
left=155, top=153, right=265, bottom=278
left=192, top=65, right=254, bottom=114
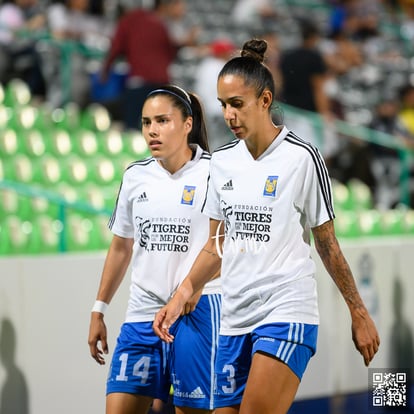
left=0, top=237, right=413, bottom=414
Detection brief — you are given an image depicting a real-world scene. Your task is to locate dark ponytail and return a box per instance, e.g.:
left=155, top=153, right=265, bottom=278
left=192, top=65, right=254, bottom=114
left=145, top=85, right=209, bottom=152
left=188, top=92, right=209, bottom=152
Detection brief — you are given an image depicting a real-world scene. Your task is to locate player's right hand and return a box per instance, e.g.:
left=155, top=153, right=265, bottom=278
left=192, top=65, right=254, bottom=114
left=88, top=313, right=108, bottom=365
left=153, top=297, right=184, bottom=342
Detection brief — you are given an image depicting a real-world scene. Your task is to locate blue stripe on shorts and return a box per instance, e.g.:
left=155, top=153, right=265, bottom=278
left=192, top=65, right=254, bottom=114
left=252, top=323, right=318, bottom=379
left=169, top=293, right=221, bottom=410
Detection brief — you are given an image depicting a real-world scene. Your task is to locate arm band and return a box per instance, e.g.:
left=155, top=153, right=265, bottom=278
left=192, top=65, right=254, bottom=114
left=91, top=300, right=108, bottom=315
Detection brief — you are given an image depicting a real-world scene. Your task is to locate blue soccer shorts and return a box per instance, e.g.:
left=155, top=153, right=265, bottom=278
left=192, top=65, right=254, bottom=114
left=214, top=322, right=318, bottom=408
left=106, top=321, right=171, bottom=401
left=169, top=293, right=221, bottom=410
left=106, top=293, right=221, bottom=409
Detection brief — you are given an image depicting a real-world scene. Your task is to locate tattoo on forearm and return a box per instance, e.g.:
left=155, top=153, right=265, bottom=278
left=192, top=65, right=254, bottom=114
left=315, top=223, right=363, bottom=310
left=202, top=248, right=217, bottom=257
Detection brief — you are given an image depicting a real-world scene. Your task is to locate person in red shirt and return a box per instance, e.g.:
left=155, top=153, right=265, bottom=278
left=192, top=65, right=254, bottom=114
left=101, top=0, right=182, bottom=130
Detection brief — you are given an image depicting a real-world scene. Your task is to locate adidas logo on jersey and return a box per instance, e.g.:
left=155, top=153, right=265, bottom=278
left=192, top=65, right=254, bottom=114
left=222, top=180, right=233, bottom=190
left=136, top=192, right=148, bottom=202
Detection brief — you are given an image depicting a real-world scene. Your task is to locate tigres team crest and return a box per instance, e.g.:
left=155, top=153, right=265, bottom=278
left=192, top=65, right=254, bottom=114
left=263, top=176, right=278, bottom=197
left=181, top=185, right=196, bottom=205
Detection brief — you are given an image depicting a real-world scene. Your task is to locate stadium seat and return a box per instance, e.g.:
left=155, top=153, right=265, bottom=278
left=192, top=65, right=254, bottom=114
left=334, top=210, right=360, bottom=238
left=332, top=179, right=352, bottom=211
left=53, top=182, right=79, bottom=204
left=2, top=215, right=30, bottom=255
left=99, top=128, right=124, bottom=157
left=11, top=154, right=34, bottom=183
left=22, top=129, right=47, bottom=158
left=3, top=78, right=31, bottom=107
left=27, top=215, right=62, bottom=254
left=81, top=184, right=108, bottom=211
left=0, top=189, right=30, bottom=219
left=64, top=212, right=97, bottom=251
left=64, top=155, right=90, bottom=186
left=33, top=155, right=62, bottom=186
left=123, top=131, right=150, bottom=159
left=47, top=129, right=73, bottom=158
left=358, top=210, right=382, bottom=236
left=0, top=128, right=20, bottom=158
left=30, top=194, right=60, bottom=218
left=380, top=209, right=405, bottom=235
left=0, top=188, right=19, bottom=216
left=89, top=156, right=117, bottom=185
left=347, top=178, right=373, bottom=211
left=11, top=105, right=42, bottom=130
left=80, top=103, right=111, bottom=132
left=72, top=129, right=99, bottom=157
left=0, top=105, right=12, bottom=129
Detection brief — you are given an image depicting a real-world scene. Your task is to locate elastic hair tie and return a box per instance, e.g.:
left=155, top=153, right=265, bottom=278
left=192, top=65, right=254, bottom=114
left=147, top=88, right=193, bottom=116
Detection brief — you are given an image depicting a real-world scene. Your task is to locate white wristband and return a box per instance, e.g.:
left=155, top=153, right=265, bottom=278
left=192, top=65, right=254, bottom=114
left=91, top=300, right=108, bottom=315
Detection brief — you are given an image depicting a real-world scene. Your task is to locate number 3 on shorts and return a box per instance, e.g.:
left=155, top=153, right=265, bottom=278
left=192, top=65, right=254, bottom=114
left=115, top=353, right=151, bottom=384
left=222, top=364, right=236, bottom=394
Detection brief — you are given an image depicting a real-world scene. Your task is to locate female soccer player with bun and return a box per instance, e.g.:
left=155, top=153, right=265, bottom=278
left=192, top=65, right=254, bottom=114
left=88, top=84, right=221, bottom=414
left=153, top=40, right=380, bottom=414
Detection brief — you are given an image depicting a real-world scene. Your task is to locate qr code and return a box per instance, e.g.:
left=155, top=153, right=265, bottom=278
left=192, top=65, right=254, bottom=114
left=370, top=369, right=408, bottom=408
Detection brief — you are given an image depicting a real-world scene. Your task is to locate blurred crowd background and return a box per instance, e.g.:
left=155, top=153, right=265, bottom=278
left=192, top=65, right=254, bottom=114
left=2, top=0, right=414, bottom=255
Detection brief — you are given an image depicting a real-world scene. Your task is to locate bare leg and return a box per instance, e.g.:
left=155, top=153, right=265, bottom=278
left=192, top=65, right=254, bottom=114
left=240, top=353, right=300, bottom=414
left=106, top=392, right=153, bottom=414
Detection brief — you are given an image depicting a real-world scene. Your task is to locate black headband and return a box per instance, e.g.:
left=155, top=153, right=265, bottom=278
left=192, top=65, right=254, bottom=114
left=147, top=88, right=193, bottom=116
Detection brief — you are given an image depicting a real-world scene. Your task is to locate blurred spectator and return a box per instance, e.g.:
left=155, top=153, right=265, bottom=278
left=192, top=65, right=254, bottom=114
left=0, top=0, right=46, bottom=97
left=279, top=18, right=333, bottom=118
left=368, top=96, right=414, bottom=209
left=261, top=30, right=282, bottom=99
left=42, top=0, right=113, bottom=108
left=398, top=83, right=414, bottom=136
left=321, top=27, right=363, bottom=77
left=399, top=0, right=414, bottom=41
left=101, top=0, right=190, bottom=130
left=231, top=0, right=278, bottom=32
left=161, top=0, right=200, bottom=49
left=279, top=18, right=339, bottom=164
left=47, top=0, right=112, bottom=47
left=319, top=26, right=364, bottom=120
left=193, top=37, right=236, bottom=150
left=329, top=0, right=381, bottom=41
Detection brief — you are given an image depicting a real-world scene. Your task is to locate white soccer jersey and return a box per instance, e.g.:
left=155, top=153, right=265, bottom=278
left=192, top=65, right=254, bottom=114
left=109, top=145, right=220, bottom=323
left=203, top=127, right=335, bottom=335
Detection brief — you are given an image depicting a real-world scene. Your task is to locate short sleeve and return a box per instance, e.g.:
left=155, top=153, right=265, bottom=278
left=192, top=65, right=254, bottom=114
left=201, top=160, right=224, bottom=221
left=108, top=174, right=134, bottom=238
left=295, top=148, right=335, bottom=228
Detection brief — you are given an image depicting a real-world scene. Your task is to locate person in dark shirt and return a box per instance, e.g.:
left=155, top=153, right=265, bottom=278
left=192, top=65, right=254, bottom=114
left=279, top=19, right=331, bottom=117
left=101, top=0, right=182, bottom=130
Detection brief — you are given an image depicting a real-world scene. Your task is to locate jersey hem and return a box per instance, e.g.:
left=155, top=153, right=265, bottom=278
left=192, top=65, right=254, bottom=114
left=219, top=318, right=320, bottom=336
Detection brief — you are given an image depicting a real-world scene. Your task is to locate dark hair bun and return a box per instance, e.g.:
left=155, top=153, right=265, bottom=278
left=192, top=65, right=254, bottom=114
left=241, top=39, right=267, bottom=63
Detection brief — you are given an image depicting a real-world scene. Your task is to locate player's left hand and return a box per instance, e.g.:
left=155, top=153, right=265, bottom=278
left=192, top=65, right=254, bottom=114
left=351, top=307, right=380, bottom=366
